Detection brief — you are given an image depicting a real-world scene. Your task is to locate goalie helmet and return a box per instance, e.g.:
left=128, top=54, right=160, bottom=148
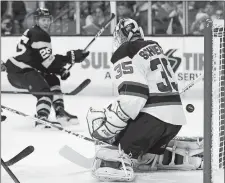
left=113, top=18, right=144, bottom=51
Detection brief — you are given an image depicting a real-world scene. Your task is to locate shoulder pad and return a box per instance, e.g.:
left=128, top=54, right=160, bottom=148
left=29, top=25, right=51, bottom=43
left=111, top=40, right=160, bottom=64
left=111, top=42, right=130, bottom=64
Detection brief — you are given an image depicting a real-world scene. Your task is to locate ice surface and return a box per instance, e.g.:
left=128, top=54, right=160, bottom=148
left=1, top=94, right=209, bottom=183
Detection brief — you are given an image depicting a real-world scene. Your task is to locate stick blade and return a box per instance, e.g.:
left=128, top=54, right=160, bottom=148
left=59, top=145, right=94, bottom=169
left=5, top=146, right=34, bottom=166
left=69, top=79, right=91, bottom=95
left=111, top=13, right=115, bottom=19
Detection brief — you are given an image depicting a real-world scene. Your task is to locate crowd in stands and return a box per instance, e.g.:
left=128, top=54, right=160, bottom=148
left=1, top=1, right=224, bottom=36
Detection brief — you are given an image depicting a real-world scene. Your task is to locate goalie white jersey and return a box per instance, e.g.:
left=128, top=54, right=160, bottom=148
left=111, top=40, right=186, bottom=125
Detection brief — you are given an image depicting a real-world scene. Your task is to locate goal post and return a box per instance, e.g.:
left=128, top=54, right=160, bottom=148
left=204, top=19, right=225, bottom=183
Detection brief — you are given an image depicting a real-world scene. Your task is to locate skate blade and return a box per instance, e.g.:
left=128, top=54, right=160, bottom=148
left=68, top=118, right=79, bottom=125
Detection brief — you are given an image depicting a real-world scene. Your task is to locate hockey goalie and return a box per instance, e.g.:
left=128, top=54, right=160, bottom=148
left=87, top=18, right=203, bottom=182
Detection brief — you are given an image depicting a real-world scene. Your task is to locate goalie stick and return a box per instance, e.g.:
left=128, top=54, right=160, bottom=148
left=1, top=79, right=91, bottom=96
left=5, top=146, right=34, bottom=166
left=59, top=136, right=204, bottom=169
left=59, top=145, right=93, bottom=169
left=1, top=159, right=20, bottom=183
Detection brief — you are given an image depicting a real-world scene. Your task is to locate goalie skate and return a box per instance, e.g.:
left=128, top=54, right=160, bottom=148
left=56, top=108, right=79, bottom=126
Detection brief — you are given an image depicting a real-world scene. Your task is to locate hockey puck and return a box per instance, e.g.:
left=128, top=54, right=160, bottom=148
left=186, top=104, right=195, bottom=113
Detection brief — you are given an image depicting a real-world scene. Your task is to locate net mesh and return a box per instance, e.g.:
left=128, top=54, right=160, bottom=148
left=212, top=19, right=224, bottom=181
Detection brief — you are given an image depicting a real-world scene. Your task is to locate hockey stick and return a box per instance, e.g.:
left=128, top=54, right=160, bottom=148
left=59, top=136, right=204, bottom=169
left=1, top=159, right=20, bottom=183
left=59, top=145, right=93, bottom=169
left=62, top=13, right=115, bottom=76
left=1, top=79, right=91, bottom=96
left=1, top=105, right=102, bottom=145
left=5, top=146, right=34, bottom=166
left=179, top=75, right=203, bottom=95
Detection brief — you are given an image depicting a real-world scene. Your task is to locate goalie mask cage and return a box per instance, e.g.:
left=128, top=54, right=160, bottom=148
left=204, top=19, right=224, bottom=183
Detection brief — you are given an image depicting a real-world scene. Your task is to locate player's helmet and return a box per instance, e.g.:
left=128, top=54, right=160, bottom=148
left=113, top=18, right=144, bottom=51
left=34, top=8, right=53, bottom=23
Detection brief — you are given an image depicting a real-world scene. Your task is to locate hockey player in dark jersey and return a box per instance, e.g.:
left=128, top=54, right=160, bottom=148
left=86, top=18, right=203, bottom=181
left=5, top=8, right=90, bottom=128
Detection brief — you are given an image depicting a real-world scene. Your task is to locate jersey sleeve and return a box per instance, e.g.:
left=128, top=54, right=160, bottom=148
left=46, top=54, right=68, bottom=74
left=112, top=56, right=149, bottom=120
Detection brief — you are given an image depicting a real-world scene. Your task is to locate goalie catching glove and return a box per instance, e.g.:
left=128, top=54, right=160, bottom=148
left=86, top=101, right=130, bottom=142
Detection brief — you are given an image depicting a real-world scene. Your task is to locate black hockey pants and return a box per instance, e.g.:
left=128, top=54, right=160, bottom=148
left=7, top=69, right=64, bottom=118
left=113, top=112, right=182, bottom=159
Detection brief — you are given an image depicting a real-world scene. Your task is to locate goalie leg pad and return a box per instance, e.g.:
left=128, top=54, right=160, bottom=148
left=157, top=138, right=204, bottom=170
left=92, top=145, right=135, bottom=182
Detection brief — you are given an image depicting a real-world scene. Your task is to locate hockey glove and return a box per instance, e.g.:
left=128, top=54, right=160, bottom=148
left=1, top=61, right=7, bottom=72
left=66, top=49, right=90, bottom=64
left=1, top=109, right=7, bottom=122
left=60, top=68, right=70, bottom=80
left=1, top=115, right=7, bottom=122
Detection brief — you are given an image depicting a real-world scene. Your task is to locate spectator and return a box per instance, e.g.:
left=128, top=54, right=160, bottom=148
left=46, top=1, right=77, bottom=35
left=204, top=2, right=215, bottom=18
left=1, top=14, right=13, bottom=35
left=1, top=1, right=27, bottom=34
left=12, top=1, right=27, bottom=33
left=190, top=12, right=209, bottom=35
left=188, top=1, right=199, bottom=33
left=161, top=1, right=176, bottom=14
left=117, top=1, right=135, bottom=21
left=93, top=6, right=108, bottom=27
left=1, top=1, right=8, bottom=17
left=152, top=1, right=170, bottom=34
left=167, top=2, right=183, bottom=34
left=80, top=1, right=92, bottom=31
left=134, top=1, right=148, bottom=34
left=212, top=9, right=223, bottom=20
left=82, top=2, right=111, bottom=35
left=204, top=2, right=223, bottom=21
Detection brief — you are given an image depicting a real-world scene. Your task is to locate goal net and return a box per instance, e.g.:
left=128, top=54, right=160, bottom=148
left=204, top=19, right=224, bottom=183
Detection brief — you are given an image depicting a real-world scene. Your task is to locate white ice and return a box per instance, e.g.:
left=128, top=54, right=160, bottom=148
left=0, top=94, right=221, bottom=183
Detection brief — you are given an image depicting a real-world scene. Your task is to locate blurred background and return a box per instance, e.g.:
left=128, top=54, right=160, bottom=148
left=1, top=1, right=224, bottom=36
